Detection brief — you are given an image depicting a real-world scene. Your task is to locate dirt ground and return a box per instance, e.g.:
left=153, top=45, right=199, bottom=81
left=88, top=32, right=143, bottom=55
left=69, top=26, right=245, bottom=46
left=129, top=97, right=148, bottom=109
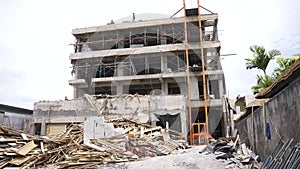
left=92, top=146, right=227, bottom=169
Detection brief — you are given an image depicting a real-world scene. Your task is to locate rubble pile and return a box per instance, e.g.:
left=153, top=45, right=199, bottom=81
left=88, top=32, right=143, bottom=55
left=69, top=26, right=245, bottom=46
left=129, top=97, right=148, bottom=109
left=200, top=138, right=260, bottom=169
left=92, top=118, right=188, bottom=159
left=0, top=119, right=188, bottom=168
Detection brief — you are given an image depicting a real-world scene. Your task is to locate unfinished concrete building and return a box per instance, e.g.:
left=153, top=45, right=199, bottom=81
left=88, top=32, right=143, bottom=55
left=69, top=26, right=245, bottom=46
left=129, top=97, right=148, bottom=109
left=33, top=9, right=226, bottom=141
left=0, top=104, right=33, bottom=133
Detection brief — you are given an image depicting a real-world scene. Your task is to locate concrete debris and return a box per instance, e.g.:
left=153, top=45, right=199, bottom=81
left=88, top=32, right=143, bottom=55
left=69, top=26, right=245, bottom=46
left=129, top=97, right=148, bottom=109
left=199, top=138, right=260, bottom=169
left=0, top=119, right=188, bottom=168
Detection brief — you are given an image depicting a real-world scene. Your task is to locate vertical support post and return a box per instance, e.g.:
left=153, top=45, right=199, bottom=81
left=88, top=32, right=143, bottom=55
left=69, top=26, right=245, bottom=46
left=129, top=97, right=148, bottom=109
left=116, top=30, right=119, bottom=48
left=144, top=28, right=147, bottom=46
left=177, top=51, right=180, bottom=71
left=182, top=0, right=193, bottom=145
left=157, top=27, right=160, bottom=45
left=172, top=24, right=175, bottom=44
left=145, top=57, right=149, bottom=74
left=197, top=0, right=209, bottom=144
left=161, top=52, right=165, bottom=73
left=41, top=119, right=46, bottom=136
left=102, top=33, right=105, bottom=49
left=219, top=79, right=224, bottom=99
left=214, top=19, right=218, bottom=41
left=129, top=30, right=132, bottom=46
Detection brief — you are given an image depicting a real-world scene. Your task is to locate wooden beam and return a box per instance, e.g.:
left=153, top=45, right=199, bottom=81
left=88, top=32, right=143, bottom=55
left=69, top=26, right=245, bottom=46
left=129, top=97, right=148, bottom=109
left=17, top=140, right=37, bottom=156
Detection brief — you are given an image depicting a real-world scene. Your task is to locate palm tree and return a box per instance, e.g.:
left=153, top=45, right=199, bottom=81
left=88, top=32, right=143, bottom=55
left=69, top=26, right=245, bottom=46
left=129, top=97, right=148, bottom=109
left=251, top=75, right=275, bottom=93
left=245, top=45, right=281, bottom=76
left=273, top=57, right=299, bottom=78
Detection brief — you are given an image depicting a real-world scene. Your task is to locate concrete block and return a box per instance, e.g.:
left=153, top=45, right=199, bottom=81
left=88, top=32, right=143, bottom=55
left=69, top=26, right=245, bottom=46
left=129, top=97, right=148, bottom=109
left=114, top=128, right=125, bottom=135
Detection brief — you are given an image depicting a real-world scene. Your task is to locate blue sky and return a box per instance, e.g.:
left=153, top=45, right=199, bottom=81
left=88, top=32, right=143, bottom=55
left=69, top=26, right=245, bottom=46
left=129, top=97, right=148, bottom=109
left=0, top=0, right=299, bottom=109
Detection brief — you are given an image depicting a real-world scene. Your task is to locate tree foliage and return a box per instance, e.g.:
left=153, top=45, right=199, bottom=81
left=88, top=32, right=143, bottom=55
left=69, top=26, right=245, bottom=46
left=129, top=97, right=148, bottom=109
left=273, top=57, right=299, bottom=78
left=245, top=45, right=299, bottom=93
left=251, top=75, right=275, bottom=92
left=245, top=45, right=281, bottom=76
left=246, top=48, right=300, bottom=93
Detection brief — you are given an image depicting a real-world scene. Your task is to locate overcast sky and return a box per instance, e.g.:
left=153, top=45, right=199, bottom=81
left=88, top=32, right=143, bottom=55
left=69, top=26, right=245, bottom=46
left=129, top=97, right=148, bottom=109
left=0, top=0, right=299, bottom=109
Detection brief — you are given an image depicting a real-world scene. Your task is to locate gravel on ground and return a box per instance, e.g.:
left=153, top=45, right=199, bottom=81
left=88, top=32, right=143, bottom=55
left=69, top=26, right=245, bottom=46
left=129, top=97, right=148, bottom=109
left=92, top=146, right=228, bottom=169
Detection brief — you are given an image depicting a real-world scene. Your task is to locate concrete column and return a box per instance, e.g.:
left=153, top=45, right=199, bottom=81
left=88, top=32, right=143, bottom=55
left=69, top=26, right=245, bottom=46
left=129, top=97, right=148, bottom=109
left=161, top=53, right=167, bottom=73
left=117, top=83, right=123, bottom=95
left=219, top=79, right=224, bottom=98
left=161, top=80, right=168, bottom=95
left=41, top=118, right=46, bottom=135
left=190, top=77, right=199, bottom=100
left=180, top=110, right=188, bottom=139
left=145, top=57, right=149, bottom=74
left=75, top=88, right=88, bottom=98
left=161, top=31, right=167, bottom=45
left=179, top=82, right=187, bottom=95
left=117, top=62, right=124, bottom=76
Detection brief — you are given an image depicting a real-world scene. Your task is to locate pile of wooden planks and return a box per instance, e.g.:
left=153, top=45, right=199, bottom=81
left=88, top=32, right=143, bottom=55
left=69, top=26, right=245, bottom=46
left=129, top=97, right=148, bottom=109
left=0, top=118, right=187, bottom=168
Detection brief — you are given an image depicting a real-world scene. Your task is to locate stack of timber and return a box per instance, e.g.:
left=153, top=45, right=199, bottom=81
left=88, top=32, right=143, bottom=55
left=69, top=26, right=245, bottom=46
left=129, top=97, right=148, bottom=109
left=0, top=118, right=187, bottom=168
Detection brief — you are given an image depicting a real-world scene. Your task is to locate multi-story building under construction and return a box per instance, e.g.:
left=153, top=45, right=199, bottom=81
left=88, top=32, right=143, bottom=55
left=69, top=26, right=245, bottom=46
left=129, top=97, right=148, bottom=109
left=33, top=8, right=226, bottom=142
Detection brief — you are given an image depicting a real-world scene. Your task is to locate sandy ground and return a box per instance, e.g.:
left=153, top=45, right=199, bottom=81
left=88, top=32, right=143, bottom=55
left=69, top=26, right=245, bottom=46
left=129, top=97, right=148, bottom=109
left=92, top=146, right=227, bottom=169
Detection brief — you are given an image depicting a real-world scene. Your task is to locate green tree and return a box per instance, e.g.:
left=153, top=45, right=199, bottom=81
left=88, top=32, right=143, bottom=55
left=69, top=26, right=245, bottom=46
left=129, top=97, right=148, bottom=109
left=251, top=75, right=275, bottom=92
left=245, top=45, right=281, bottom=76
left=294, top=53, right=300, bottom=57
left=245, top=45, right=281, bottom=93
left=273, top=57, right=299, bottom=78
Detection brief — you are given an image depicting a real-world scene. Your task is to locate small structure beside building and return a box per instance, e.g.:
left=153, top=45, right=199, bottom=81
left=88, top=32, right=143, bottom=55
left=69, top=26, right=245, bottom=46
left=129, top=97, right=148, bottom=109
left=33, top=95, right=187, bottom=138
left=235, top=59, right=300, bottom=160
left=0, top=104, right=33, bottom=133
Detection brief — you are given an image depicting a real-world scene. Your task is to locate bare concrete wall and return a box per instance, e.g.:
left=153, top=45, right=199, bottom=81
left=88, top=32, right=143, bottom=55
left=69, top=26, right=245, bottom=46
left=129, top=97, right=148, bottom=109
left=236, top=76, right=300, bottom=160
left=0, top=113, right=3, bottom=124
left=33, top=95, right=188, bottom=138
left=34, top=95, right=186, bottom=118
left=0, top=112, right=33, bottom=133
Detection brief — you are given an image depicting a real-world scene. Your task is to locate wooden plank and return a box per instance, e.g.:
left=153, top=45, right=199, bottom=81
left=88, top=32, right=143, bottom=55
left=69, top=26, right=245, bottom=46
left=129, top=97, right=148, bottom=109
left=0, top=137, right=17, bottom=143
left=233, top=135, right=240, bottom=150
left=0, top=159, right=9, bottom=168
left=84, top=143, right=106, bottom=151
left=21, top=133, right=29, bottom=140
left=46, top=124, right=66, bottom=136
left=0, top=125, right=9, bottom=134
left=9, top=156, right=33, bottom=166
left=4, top=152, right=17, bottom=156
left=40, top=141, right=45, bottom=154
left=17, top=140, right=37, bottom=156
left=8, top=143, right=17, bottom=146
left=241, top=143, right=249, bottom=156
left=21, top=155, right=41, bottom=169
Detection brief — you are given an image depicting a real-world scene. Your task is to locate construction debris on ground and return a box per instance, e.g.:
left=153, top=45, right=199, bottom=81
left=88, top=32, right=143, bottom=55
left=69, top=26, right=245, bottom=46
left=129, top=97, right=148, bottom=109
left=0, top=118, right=188, bottom=168
left=199, top=137, right=261, bottom=169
